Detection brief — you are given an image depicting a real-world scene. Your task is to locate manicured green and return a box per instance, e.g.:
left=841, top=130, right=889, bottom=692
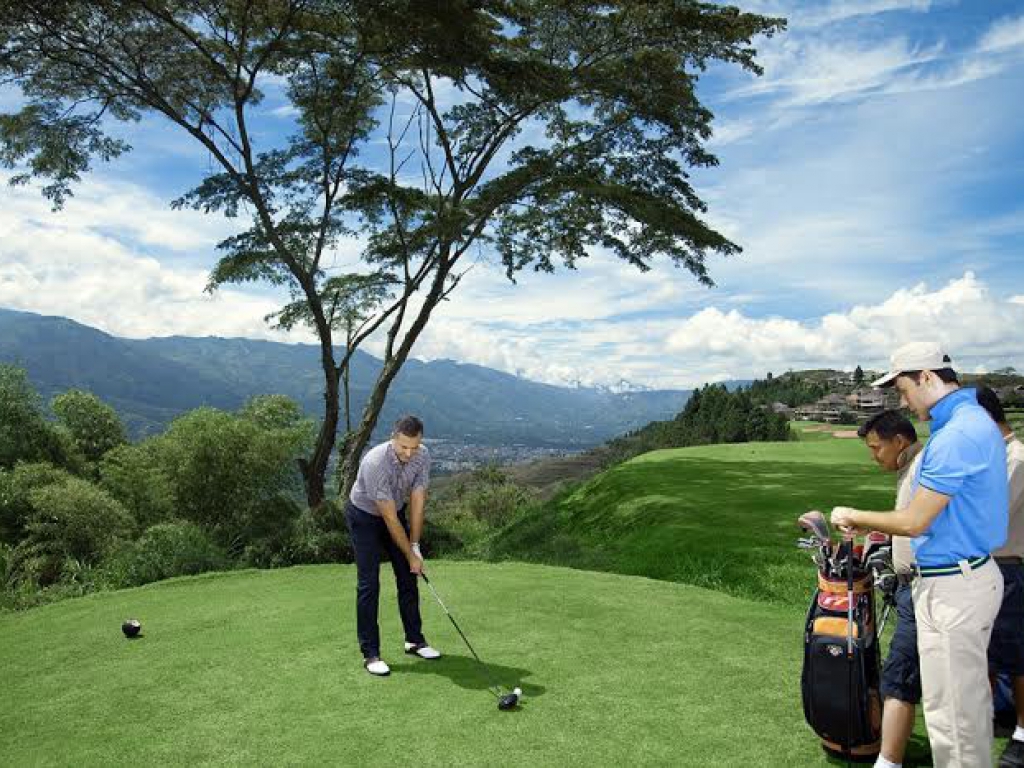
left=4, top=563, right=823, bottom=767
left=491, top=439, right=895, bottom=607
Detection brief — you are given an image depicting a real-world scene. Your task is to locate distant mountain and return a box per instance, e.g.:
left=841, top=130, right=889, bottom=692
left=0, top=308, right=692, bottom=446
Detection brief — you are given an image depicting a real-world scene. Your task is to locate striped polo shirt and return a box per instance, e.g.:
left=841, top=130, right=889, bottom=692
left=349, top=441, right=431, bottom=516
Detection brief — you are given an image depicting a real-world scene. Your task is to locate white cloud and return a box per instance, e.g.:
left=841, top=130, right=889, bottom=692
left=663, top=273, right=1023, bottom=378
left=0, top=174, right=302, bottom=342
left=978, top=14, right=1024, bottom=52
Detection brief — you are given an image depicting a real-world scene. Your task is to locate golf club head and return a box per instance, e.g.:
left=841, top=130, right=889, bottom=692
left=498, top=691, right=520, bottom=711
left=865, top=546, right=892, bottom=575
left=797, top=510, right=831, bottom=544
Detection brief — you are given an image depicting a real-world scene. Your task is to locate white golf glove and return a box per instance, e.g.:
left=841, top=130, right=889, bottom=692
left=411, top=542, right=423, bottom=561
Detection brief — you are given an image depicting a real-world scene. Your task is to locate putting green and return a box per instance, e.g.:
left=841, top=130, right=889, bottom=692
left=3, top=562, right=830, bottom=767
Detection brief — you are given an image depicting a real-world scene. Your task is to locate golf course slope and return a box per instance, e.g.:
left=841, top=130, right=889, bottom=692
left=4, top=562, right=820, bottom=767
left=491, top=439, right=896, bottom=607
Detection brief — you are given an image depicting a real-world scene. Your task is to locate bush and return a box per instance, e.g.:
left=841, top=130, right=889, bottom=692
left=427, top=467, right=539, bottom=557
left=0, top=462, right=74, bottom=546
left=102, top=521, right=229, bottom=588
left=10, top=477, right=134, bottom=586
left=268, top=506, right=353, bottom=567
left=99, top=443, right=177, bottom=529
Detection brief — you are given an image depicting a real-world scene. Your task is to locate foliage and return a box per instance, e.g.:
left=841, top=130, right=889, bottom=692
left=98, top=442, right=177, bottom=530
left=427, top=465, right=540, bottom=557
left=9, top=476, right=134, bottom=587
left=51, top=389, right=127, bottom=465
left=0, top=462, right=74, bottom=546
left=102, top=521, right=228, bottom=588
left=148, top=403, right=310, bottom=554
left=744, top=372, right=828, bottom=407
left=0, top=365, right=68, bottom=469
left=605, top=383, right=790, bottom=464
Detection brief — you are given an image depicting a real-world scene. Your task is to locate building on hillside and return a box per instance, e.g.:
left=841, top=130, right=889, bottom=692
left=770, top=401, right=794, bottom=418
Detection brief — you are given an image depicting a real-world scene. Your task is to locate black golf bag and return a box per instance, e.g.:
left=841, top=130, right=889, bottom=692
left=801, top=548, right=882, bottom=763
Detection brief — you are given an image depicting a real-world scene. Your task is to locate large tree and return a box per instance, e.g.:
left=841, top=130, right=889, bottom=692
left=0, top=1, right=784, bottom=506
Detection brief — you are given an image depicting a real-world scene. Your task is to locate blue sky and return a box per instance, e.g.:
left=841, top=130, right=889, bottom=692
left=1, top=0, right=1023, bottom=390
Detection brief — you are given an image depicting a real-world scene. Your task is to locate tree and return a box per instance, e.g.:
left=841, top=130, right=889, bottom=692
left=0, top=365, right=67, bottom=469
left=0, top=1, right=784, bottom=506
left=148, top=402, right=309, bottom=553
left=51, top=389, right=127, bottom=466
left=853, top=365, right=864, bottom=385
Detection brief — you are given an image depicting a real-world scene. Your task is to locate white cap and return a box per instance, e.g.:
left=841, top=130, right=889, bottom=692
left=871, top=341, right=952, bottom=388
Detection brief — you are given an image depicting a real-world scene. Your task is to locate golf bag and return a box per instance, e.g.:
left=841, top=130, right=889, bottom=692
left=801, top=551, right=883, bottom=763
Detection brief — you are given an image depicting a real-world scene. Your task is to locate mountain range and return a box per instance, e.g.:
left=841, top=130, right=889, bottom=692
left=0, top=308, right=692, bottom=446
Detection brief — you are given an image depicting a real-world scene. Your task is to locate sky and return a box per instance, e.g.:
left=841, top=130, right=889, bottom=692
left=1, top=0, right=1023, bottom=391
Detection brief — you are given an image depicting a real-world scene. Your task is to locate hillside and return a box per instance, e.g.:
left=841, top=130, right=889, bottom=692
left=0, top=308, right=689, bottom=445
left=489, top=439, right=894, bottom=607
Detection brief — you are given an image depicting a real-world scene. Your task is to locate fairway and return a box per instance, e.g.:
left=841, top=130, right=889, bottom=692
left=4, top=563, right=828, bottom=767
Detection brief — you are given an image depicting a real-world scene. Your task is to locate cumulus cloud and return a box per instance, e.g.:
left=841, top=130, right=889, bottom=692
left=0, top=174, right=301, bottom=341
left=664, top=273, right=1024, bottom=378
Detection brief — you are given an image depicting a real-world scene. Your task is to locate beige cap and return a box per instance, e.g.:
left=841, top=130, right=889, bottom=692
left=871, top=341, right=952, bottom=388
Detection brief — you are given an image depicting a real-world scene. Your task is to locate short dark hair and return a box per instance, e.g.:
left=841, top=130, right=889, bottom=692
left=393, top=415, right=424, bottom=437
left=976, top=386, right=1007, bottom=426
left=857, top=409, right=918, bottom=442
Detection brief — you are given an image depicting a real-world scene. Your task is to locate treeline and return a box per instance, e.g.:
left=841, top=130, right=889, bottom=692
left=745, top=372, right=828, bottom=407
left=605, top=383, right=791, bottom=464
left=0, top=365, right=351, bottom=609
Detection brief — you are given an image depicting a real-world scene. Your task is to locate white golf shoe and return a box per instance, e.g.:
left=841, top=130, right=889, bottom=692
left=364, top=657, right=390, bottom=676
left=404, top=642, right=441, bottom=660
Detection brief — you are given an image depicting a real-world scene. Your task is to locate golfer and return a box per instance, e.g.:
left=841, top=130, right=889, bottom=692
left=345, top=415, right=440, bottom=676
left=977, top=387, right=1024, bottom=768
left=832, top=342, right=1008, bottom=768
left=857, top=410, right=923, bottom=768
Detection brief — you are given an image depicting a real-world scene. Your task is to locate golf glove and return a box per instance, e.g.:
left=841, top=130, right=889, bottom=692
left=411, top=542, right=423, bottom=561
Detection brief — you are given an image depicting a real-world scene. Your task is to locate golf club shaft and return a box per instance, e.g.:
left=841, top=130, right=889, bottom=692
left=420, top=574, right=504, bottom=697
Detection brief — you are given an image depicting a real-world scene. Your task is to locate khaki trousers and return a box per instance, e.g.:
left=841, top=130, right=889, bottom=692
left=912, top=558, right=1003, bottom=768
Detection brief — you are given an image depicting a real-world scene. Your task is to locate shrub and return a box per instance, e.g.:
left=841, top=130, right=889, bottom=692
left=99, top=443, right=177, bottom=529
left=10, top=477, right=134, bottom=586
left=102, top=521, right=228, bottom=588
left=0, top=462, right=74, bottom=546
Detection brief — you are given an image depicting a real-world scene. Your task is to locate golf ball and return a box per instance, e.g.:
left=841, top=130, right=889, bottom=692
left=513, top=687, right=522, bottom=696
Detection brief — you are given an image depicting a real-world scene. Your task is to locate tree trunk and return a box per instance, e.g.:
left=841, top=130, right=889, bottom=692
left=301, top=348, right=342, bottom=509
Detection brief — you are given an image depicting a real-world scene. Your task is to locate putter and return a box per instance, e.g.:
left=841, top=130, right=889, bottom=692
left=420, top=573, right=521, bottom=711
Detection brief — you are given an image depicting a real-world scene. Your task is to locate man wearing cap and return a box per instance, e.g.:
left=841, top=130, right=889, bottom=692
left=832, top=342, right=1008, bottom=768
left=345, top=415, right=441, bottom=676
left=976, top=387, right=1024, bottom=768
left=857, top=410, right=923, bottom=768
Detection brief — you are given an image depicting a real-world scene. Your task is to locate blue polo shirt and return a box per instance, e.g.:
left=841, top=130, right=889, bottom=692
left=911, top=388, right=1008, bottom=566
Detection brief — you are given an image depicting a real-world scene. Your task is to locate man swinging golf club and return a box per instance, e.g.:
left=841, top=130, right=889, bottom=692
left=345, top=415, right=440, bottom=676
left=832, top=342, right=1008, bottom=768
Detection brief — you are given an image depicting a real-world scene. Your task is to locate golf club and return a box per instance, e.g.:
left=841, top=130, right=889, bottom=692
left=844, top=537, right=855, bottom=768
left=797, top=510, right=832, bottom=545
left=420, top=573, right=521, bottom=711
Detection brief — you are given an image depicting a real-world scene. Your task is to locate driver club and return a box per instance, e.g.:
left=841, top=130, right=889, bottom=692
left=420, top=573, right=521, bottom=711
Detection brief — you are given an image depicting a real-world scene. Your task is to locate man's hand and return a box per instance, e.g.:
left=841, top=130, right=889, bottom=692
left=410, top=542, right=425, bottom=575
left=831, top=506, right=866, bottom=537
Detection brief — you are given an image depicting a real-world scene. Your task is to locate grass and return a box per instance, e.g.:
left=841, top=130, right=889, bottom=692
left=4, top=562, right=837, bottom=767
left=490, top=439, right=895, bottom=607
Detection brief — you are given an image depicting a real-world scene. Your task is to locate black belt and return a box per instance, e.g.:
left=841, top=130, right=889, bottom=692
left=996, top=556, right=1024, bottom=566
left=913, top=554, right=991, bottom=579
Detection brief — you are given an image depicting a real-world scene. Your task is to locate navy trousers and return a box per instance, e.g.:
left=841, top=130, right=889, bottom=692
left=344, top=502, right=425, bottom=659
